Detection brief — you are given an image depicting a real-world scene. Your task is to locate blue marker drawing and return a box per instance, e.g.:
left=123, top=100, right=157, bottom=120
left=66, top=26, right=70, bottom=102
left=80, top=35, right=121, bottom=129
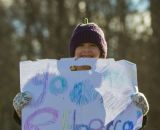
left=31, top=73, right=46, bottom=86
left=122, top=120, right=134, bottom=130
left=23, top=72, right=49, bottom=107
left=70, top=80, right=99, bottom=105
left=49, top=76, right=68, bottom=95
left=136, top=110, right=142, bottom=119
left=89, top=119, right=104, bottom=130
left=103, top=68, right=129, bottom=89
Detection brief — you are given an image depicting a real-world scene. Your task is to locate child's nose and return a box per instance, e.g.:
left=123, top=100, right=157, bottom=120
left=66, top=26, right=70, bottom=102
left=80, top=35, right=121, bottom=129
left=82, top=48, right=91, bottom=54
left=83, top=46, right=90, bottom=51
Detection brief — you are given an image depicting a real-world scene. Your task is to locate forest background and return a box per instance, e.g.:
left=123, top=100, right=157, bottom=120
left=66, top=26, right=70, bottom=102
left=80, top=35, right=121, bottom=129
left=0, top=0, right=159, bottom=129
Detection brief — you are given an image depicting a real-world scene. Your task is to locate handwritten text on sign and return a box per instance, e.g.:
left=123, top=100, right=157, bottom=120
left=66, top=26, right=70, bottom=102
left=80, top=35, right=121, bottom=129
left=20, top=58, right=142, bottom=130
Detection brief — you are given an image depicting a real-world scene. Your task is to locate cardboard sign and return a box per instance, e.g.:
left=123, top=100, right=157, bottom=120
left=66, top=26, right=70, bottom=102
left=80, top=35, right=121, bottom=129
left=20, top=58, right=142, bottom=130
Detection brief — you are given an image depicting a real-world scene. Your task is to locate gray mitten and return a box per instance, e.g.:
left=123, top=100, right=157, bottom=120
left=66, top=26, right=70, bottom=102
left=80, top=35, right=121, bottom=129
left=131, top=92, right=149, bottom=116
left=13, top=91, right=32, bottom=117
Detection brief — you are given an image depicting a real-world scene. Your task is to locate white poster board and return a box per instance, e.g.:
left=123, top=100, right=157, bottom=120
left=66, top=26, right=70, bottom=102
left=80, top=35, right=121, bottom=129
left=20, top=58, right=143, bottom=130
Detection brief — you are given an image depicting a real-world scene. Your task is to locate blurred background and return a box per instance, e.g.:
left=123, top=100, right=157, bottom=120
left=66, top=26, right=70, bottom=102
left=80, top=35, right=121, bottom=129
left=0, top=0, right=159, bottom=129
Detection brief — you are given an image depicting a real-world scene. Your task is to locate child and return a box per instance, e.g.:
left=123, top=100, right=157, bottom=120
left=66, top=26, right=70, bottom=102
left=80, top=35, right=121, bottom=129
left=13, top=19, right=149, bottom=128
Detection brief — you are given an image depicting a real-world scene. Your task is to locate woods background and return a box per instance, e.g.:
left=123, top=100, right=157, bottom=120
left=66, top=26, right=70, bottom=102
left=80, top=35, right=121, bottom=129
left=0, top=0, right=159, bottom=129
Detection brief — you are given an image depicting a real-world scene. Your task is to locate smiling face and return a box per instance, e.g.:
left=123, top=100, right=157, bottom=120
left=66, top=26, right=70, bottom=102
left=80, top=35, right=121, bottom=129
left=74, top=43, right=101, bottom=58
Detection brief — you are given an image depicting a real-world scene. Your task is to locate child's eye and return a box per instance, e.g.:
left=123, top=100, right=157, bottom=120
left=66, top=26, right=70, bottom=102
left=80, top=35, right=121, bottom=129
left=90, top=44, right=97, bottom=47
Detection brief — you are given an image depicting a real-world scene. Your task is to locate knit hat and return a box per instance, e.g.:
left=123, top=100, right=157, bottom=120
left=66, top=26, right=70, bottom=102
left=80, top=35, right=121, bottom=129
left=69, top=19, right=107, bottom=58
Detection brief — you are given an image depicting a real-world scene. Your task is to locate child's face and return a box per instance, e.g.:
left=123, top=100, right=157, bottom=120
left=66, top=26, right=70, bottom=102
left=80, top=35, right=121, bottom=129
left=74, top=43, right=100, bottom=58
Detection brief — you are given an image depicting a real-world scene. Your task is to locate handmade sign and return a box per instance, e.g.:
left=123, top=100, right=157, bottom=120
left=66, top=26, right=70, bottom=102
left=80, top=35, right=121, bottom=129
left=20, top=58, right=143, bottom=130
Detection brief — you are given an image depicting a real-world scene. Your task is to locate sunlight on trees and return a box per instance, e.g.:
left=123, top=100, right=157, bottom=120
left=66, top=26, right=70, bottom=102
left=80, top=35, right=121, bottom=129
left=0, top=0, right=159, bottom=129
